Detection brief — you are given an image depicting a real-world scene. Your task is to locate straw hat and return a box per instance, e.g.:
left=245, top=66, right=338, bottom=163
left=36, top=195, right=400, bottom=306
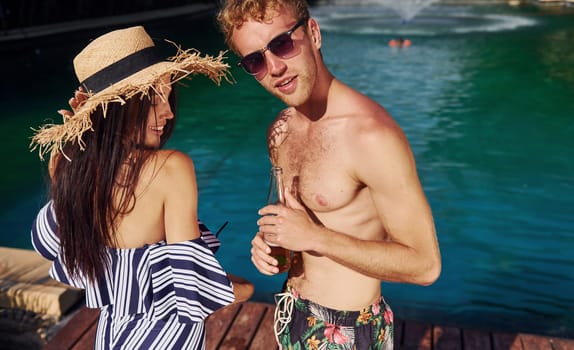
left=30, top=26, right=231, bottom=159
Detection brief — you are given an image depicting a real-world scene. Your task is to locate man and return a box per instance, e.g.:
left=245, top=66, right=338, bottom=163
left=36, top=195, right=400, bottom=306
left=217, top=1, right=441, bottom=349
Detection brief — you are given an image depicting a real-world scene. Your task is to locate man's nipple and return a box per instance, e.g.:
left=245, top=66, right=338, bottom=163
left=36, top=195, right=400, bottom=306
left=315, top=194, right=328, bottom=207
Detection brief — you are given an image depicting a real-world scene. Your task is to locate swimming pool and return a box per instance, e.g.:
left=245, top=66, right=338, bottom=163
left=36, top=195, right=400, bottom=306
left=1, top=2, right=573, bottom=338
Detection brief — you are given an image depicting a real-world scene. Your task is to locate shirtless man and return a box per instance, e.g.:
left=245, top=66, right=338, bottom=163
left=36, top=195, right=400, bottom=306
left=217, top=1, right=441, bottom=348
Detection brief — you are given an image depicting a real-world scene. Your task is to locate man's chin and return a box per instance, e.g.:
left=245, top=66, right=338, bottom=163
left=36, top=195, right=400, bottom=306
left=274, top=93, right=305, bottom=108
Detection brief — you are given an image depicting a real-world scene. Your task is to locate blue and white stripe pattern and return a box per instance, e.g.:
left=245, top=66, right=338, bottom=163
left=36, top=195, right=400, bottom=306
left=31, top=200, right=235, bottom=349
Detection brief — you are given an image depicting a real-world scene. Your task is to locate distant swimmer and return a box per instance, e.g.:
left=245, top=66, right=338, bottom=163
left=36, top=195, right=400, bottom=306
left=389, top=38, right=411, bottom=48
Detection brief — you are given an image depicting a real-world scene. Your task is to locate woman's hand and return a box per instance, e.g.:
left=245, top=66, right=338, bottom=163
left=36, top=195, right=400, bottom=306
left=58, top=87, right=88, bottom=119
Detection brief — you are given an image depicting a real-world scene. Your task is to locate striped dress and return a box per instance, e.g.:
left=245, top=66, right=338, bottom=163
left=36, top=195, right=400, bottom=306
left=31, top=201, right=235, bottom=349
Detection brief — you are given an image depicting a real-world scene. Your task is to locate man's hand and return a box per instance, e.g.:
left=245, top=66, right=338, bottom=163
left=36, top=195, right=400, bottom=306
left=257, top=189, right=320, bottom=253
left=250, top=232, right=281, bottom=275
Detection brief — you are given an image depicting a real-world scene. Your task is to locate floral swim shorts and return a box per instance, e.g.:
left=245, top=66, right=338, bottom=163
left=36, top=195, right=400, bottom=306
left=274, top=285, right=394, bottom=350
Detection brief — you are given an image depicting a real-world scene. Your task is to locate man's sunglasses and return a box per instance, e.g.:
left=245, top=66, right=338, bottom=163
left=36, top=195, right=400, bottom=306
left=237, top=17, right=309, bottom=76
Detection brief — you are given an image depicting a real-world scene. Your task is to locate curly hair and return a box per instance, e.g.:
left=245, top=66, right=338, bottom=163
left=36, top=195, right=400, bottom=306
left=216, top=0, right=310, bottom=53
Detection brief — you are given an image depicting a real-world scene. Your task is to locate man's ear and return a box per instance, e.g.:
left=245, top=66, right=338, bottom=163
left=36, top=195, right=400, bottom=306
left=308, top=18, right=322, bottom=49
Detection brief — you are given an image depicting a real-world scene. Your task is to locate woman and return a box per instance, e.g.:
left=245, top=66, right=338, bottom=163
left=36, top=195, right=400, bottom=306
left=30, top=26, right=235, bottom=349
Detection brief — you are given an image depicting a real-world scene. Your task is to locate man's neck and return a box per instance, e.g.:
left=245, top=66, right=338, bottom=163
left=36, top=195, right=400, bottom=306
left=296, top=71, right=335, bottom=122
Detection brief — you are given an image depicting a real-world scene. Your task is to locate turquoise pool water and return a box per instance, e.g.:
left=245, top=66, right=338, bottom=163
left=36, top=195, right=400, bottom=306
left=1, top=3, right=572, bottom=338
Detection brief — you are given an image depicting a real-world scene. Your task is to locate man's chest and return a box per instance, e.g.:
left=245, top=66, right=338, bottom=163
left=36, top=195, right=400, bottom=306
left=277, top=136, right=360, bottom=213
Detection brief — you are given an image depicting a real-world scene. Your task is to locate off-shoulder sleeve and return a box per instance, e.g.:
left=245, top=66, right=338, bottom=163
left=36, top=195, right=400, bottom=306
left=198, top=220, right=221, bottom=253
left=149, top=239, right=235, bottom=323
left=31, top=200, right=59, bottom=260
left=30, top=200, right=86, bottom=289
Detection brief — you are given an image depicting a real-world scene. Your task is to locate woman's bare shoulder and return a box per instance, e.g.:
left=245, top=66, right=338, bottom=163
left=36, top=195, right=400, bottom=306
left=153, top=149, right=194, bottom=170
left=139, top=150, right=196, bottom=189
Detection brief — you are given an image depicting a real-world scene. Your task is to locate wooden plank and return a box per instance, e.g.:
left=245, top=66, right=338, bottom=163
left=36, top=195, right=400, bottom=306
left=218, top=302, right=267, bottom=349
left=41, top=302, right=574, bottom=350
left=433, top=325, right=461, bottom=350
left=492, top=332, right=523, bottom=350
left=71, top=321, right=98, bottom=350
left=551, top=337, right=574, bottom=350
left=462, top=329, right=492, bottom=350
left=519, top=333, right=553, bottom=350
left=44, top=307, right=99, bottom=350
left=249, top=303, right=278, bottom=350
left=205, top=302, right=241, bottom=350
left=402, top=320, right=433, bottom=350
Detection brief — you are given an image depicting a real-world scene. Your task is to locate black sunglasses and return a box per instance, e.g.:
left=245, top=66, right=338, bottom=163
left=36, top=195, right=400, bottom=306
left=237, top=18, right=309, bottom=75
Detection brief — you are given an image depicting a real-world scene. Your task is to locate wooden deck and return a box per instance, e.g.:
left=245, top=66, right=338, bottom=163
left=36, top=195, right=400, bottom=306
left=44, top=302, right=574, bottom=350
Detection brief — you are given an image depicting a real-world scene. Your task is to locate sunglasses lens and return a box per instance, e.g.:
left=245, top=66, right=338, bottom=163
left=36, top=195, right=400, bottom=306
left=238, top=22, right=301, bottom=75
left=268, top=33, right=295, bottom=58
left=240, top=52, right=265, bottom=75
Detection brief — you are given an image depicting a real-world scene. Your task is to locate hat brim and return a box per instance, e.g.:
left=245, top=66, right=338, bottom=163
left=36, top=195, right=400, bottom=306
left=31, top=47, right=231, bottom=159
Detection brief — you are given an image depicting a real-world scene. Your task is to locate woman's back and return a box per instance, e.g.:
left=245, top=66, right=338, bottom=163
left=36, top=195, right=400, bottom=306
left=114, top=149, right=201, bottom=248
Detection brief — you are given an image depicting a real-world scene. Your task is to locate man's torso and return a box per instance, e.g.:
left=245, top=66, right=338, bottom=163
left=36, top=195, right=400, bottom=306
left=271, top=97, right=392, bottom=310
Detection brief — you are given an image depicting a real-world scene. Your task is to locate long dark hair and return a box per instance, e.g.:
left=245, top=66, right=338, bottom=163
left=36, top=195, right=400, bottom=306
left=51, top=88, right=177, bottom=283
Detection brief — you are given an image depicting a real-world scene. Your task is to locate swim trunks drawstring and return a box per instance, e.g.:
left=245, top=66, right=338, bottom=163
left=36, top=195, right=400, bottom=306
left=273, top=291, right=295, bottom=348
